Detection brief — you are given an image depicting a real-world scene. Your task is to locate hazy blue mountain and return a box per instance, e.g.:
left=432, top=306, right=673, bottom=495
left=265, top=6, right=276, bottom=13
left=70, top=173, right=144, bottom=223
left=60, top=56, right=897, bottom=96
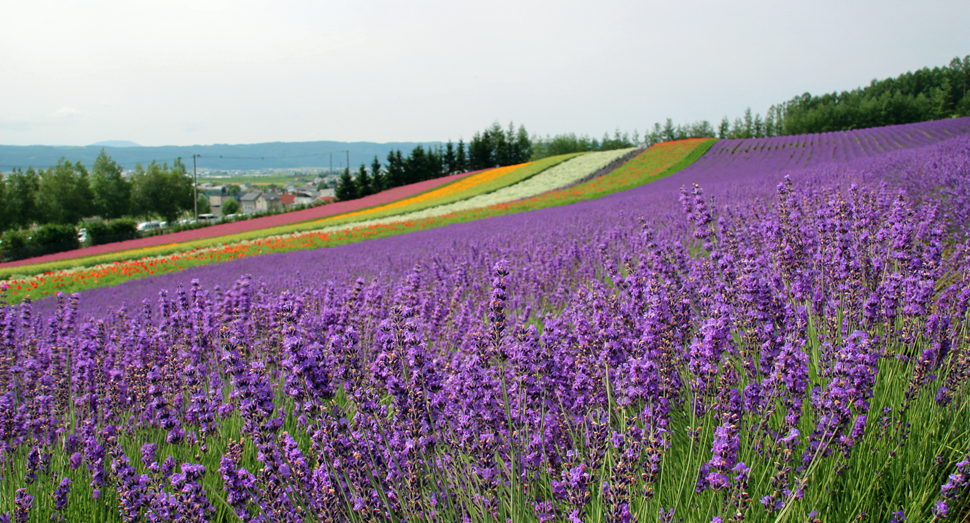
left=0, top=140, right=444, bottom=173
left=89, top=140, right=142, bottom=147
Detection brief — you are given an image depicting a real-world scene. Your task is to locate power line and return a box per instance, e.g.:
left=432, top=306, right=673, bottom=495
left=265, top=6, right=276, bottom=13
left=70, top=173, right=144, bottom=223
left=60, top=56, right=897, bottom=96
left=2, top=149, right=407, bottom=169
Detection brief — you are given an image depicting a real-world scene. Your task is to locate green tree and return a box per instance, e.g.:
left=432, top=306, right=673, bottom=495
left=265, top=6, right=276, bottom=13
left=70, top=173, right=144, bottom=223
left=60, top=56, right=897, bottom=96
left=444, top=141, right=457, bottom=174
left=90, top=149, right=131, bottom=219
left=370, top=155, right=384, bottom=191
left=356, top=163, right=372, bottom=198
left=37, top=158, right=94, bottom=225
left=456, top=140, right=468, bottom=173
left=221, top=198, right=240, bottom=216
left=197, top=194, right=211, bottom=215
left=662, top=118, right=676, bottom=142
left=335, top=168, right=356, bottom=201
left=3, top=168, right=40, bottom=229
left=0, top=177, right=8, bottom=233
left=469, top=131, right=493, bottom=170
left=405, top=146, right=428, bottom=184
left=428, top=146, right=444, bottom=179
left=492, top=122, right=509, bottom=166
left=131, top=160, right=194, bottom=223
left=385, top=150, right=405, bottom=188
left=511, top=124, right=532, bottom=163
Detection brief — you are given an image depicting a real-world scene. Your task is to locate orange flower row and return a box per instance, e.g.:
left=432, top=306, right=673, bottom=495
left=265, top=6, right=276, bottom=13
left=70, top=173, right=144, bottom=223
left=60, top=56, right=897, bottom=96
left=1, top=139, right=711, bottom=303
left=312, top=163, right=527, bottom=224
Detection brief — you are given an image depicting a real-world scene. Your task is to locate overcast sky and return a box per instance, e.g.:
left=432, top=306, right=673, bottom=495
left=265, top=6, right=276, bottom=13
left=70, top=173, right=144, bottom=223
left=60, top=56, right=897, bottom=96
left=1, top=0, right=968, bottom=147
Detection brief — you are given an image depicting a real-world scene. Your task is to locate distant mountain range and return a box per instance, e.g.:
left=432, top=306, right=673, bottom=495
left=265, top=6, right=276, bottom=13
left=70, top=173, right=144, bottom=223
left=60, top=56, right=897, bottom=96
left=0, top=140, right=444, bottom=173
left=89, top=140, right=142, bottom=148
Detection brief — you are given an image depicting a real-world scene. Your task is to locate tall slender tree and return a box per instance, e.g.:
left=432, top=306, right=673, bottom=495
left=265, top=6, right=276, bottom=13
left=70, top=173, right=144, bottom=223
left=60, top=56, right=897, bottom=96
left=356, top=163, right=372, bottom=198
left=405, top=146, right=427, bottom=184
left=386, top=150, right=405, bottom=188
left=444, top=141, right=457, bottom=174
left=469, top=131, right=493, bottom=170
left=718, top=117, right=730, bottom=139
left=456, top=139, right=468, bottom=173
left=370, top=155, right=384, bottom=192
left=513, top=124, right=532, bottom=163
left=335, top=167, right=356, bottom=201
left=662, top=119, right=676, bottom=142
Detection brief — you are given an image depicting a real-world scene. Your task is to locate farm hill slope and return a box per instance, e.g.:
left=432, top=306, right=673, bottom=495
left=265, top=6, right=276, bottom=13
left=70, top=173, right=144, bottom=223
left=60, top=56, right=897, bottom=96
left=6, top=117, right=969, bottom=310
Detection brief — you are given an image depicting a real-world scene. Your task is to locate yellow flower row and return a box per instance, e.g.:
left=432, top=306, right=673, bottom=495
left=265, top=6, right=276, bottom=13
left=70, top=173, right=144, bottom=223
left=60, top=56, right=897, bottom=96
left=313, top=163, right=528, bottom=224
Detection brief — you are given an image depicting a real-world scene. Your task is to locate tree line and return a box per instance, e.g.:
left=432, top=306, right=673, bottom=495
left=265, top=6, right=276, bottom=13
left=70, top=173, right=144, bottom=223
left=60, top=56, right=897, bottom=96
left=0, top=150, right=200, bottom=235
left=641, top=55, right=970, bottom=142
left=776, top=55, right=970, bottom=134
left=335, top=122, right=534, bottom=201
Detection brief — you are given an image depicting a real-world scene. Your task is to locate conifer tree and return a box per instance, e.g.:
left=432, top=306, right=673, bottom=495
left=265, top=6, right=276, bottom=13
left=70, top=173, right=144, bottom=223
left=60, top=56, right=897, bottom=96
left=385, top=150, right=405, bottom=188
left=335, top=167, right=356, bottom=201
left=405, top=146, right=427, bottom=184
left=456, top=139, right=468, bottom=173
left=444, top=141, right=457, bottom=174
left=370, top=155, right=384, bottom=191
left=743, top=108, right=754, bottom=138
left=356, top=163, right=372, bottom=198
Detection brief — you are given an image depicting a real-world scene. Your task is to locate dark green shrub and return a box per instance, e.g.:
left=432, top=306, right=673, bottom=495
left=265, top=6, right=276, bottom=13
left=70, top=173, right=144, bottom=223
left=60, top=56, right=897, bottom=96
left=32, top=224, right=79, bottom=248
left=0, top=224, right=79, bottom=262
left=0, top=230, right=30, bottom=262
left=88, top=219, right=138, bottom=245
left=109, top=219, right=138, bottom=241
left=87, top=221, right=111, bottom=240
left=31, top=224, right=80, bottom=256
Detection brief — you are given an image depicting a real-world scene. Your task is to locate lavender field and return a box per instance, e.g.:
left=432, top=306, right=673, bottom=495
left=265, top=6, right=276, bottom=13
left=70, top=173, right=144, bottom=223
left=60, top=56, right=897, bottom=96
left=3, top=119, right=970, bottom=522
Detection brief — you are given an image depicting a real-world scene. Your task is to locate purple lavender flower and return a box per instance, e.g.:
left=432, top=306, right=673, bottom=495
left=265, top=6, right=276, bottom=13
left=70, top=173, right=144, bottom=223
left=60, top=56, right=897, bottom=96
left=13, top=489, right=32, bottom=523
left=53, top=477, right=71, bottom=511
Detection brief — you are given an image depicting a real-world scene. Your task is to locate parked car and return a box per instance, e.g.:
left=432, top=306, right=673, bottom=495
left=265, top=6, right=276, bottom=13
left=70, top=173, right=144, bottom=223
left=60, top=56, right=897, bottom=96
left=197, top=213, right=219, bottom=223
left=136, top=220, right=163, bottom=232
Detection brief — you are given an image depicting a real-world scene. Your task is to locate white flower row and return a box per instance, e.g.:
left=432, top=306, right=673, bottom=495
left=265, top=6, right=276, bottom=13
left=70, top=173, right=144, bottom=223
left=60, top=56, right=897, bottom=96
left=315, top=148, right=638, bottom=233
left=1, top=149, right=637, bottom=289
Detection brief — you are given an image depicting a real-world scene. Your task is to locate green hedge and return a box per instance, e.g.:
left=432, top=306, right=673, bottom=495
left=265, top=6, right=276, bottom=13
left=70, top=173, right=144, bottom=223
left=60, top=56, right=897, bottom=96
left=88, top=219, right=138, bottom=246
left=0, top=224, right=80, bottom=262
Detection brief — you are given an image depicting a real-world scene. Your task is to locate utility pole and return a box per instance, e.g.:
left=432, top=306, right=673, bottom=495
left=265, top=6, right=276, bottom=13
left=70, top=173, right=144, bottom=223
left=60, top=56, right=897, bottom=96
left=193, top=154, right=200, bottom=219
left=330, top=150, right=350, bottom=174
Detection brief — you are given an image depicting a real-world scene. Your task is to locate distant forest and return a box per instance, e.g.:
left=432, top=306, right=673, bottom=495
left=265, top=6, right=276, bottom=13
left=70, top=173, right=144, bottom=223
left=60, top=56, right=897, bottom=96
left=640, top=54, right=970, bottom=142
left=776, top=55, right=970, bottom=134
